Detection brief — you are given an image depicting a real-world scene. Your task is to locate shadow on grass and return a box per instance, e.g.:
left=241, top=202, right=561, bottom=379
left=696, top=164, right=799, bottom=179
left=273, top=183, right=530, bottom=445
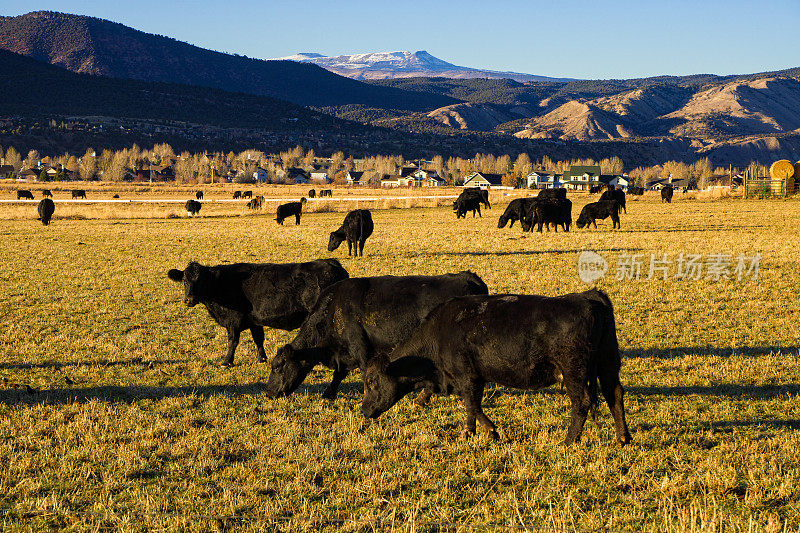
left=638, top=419, right=800, bottom=431
left=614, top=225, right=767, bottom=233
left=624, top=346, right=798, bottom=359
left=0, top=359, right=184, bottom=370
left=426, top=247, right=644, bottom=258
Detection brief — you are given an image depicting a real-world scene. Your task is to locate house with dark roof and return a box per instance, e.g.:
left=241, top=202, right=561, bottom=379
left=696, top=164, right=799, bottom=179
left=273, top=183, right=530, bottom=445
left=346, top=171, right=365, bottom=185
left=462, top=172, right=504, bottom=188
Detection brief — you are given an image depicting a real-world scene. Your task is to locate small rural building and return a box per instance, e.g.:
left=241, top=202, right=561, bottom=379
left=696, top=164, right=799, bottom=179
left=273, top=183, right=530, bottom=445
left=462, top=172, right=504, bottom=188
left=562, top=166, right=602, bottom=190
left=380, top=175, right=402, bottom=187
left=346, top=171, right=365, bottom=185
left=310, top=170, right=331, bottom=184
left=17, top=168, right=38, bottom=180
left=0, top=164, right=15, bottom=177
left=252, top=167, right=269, bottom=182
left=526, top=171, right=564, bottom=189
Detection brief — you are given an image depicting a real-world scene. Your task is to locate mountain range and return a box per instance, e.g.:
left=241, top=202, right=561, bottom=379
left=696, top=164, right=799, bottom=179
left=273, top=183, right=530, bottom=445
left=0, top=10, right=799, bottom=165
left=275, top=50, right=569, bottom=83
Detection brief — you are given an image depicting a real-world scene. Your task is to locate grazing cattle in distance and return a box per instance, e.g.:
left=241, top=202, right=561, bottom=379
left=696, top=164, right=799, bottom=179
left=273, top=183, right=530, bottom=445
left=319, top=189, right=333, bottom=198
left=72, top=189, right=86, bottom=199
left=589, top=185, right=603, bottom=194
left=38, top=198, right=55, bottom=226
left=242, top=191, right=253, bottom=199
left=308, top=189, right=316, bottom=198
left=600, top=188, right=626, bottom=213
left=185, top=199, right=202, bottom=216
left=17, top=190, right=34, bottom=200
left=526, top=198, right=572, bottom=232
left=453, top=195, right=482, bottom=218
left=576, top=200, right=621, bottom=229
left=461, top=188, right=490, bottom=209
left=628, top=186, right=644, bottom=196
left=498, top=198, right=537, bottom=229
left=41, top=189, right=53, bottom=198
left=196, top=191, right=203, bottom=200
left=112, top=194, right=120, bottom=199
left=247, top=195, right=264, bottom=210
left=167, top=259, right=349, bottom=367
left=661, top=185, right=674, bottom=203
left=232, top=191, right=242, bottom=199
left=328, top=209, right=374, bottom=257
left=276, top=197, right=306, bottom=225
left=361, top=289, right=631, bottom=446
left=265, top=272, right=489, bottom=400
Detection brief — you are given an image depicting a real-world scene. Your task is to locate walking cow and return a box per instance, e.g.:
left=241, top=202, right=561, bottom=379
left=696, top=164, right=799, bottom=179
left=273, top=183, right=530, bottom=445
left=361, top=289, right=631, bottom=446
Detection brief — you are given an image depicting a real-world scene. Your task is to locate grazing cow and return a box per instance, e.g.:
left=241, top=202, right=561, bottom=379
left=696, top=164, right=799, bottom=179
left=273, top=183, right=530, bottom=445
left=600, top=188, right=626, bottom=213
left=589, top=185, right=603, bottom=194
left=185, top=199, right=202, bottom=216
left=320, top=189, right=333, bottom=198
left=41, top=189, right=53, bottom=198
left=196, top=191, right=203, bottom=200
left=308, top=189, right=316, bottom=198
left=526, top=198, right=572, bottom=232
left=167, top=259, right=349, bottom=366
left=232, top=191, right=242, bottom=199
left=247, top=195, right=264, bottom=210
left=276, top=197, right=306, bottom=225
left=242, top=191, right=253, bottom=199
left=265, top=272, right=488, bottom=400
left=72, top=189, right=86, bottom=199
left=453, top=195, right=482, bottom=218
left=328, top=209, right=374, bottom=257
left=361, top=289, right=631, bottom=446
left=537, top=188, right=567, bottom=200
left=661, top=185, right=674, bottom=203
left=460, top=188, right=490, bottom=209
left=628, top=186, right=644, bottom=196
left=112, top=194, right=120, bottom=199
left=498, top=198, right=537, bottom=229
left=17, top=190, right=34, bottom=200
left=576, top=200, right=621, bottom=229
left=38, top=198, right=55, bottom=226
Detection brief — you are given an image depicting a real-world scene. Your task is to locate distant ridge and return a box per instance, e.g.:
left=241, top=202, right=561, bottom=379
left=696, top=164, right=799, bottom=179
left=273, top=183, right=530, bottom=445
left=0, top=11, right=457, bottom=111
left=274, top=50, right=571, bottom=83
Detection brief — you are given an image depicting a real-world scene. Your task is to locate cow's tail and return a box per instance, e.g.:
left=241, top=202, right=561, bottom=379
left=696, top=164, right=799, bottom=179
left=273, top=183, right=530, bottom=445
left=585, top=289, right=618, bottom=417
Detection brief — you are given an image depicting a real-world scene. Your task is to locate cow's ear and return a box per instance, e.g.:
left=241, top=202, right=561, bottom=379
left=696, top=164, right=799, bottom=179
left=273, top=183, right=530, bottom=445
left=167, top=269, right=184, bottom=282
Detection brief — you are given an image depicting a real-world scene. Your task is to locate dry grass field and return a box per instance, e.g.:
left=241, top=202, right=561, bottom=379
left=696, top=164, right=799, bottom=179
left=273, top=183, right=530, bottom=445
left=1, top=190, right=799, bottom=531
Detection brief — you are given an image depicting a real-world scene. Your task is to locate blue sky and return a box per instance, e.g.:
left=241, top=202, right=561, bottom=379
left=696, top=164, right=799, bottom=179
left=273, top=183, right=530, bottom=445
left=2, top=0, right=798, bottom=79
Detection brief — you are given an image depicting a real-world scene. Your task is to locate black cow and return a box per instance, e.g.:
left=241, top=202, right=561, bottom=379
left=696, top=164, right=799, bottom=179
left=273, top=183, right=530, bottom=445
left=361, top=289, right=631, bottom=446
left=453, top=195, right=482, bottom=218
left=242, top=191, right=253, bottom=199
left=576, top=200, right=621, bottom=229
left=526, top=198, right=572, bottom=232
left=185, top=199, right=202, bottom=216
left=38, top=198, right=55, bottom=226
left=167, top=259, right=349, bottom=366
left=308, top=189, right=316, bottom=198
left=264, top=272, right=488, bottom=400
left=17, top=190, right=34, bottom=200
left=628, top=186, right=644, bottom=196
left=537, top=188, right=567, bottom=200
left=498, top=198, right=537, bottom=229
left=600, top=188, right=626, bottom=213
left=232, top=191, right=242, bottom=199
left=72, top=190, right=86, bottom=199
left=661, top=186, right=674, bottom=203
left=589, top=185, right=603, bottom=194
left=41, top=189, right=53, bottom=198
left=276, top=198, right=306, bottom=225
left=328, top=209, right=374, bottom=257
left=460, top=188, right=490, bottom=209
left=196, top=191, right=203, bottom=200
left=320, top=189, right=333, bottom=198
left=112, top=194, right=120, bottom=199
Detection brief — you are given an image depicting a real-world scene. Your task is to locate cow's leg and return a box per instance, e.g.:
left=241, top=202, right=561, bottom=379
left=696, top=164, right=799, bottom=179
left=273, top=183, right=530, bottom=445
left=347, top=239, right=353, bottom=256
left=563, top=378, right=592, bottom=444
left=295, top=213, right=301, bottom=225
left=592, top=219, right=598, bottom=229
left=477, top=205, right=482, bottom=218
left=599, top=372, right=631, bottom=446
left=460, top=381, right=498, bottom=439
left=509, top=219, right=515, bottom=228
left=250, top=326, right=268, bottom=363
left=221, top=328, right=241, bottom=367
left=321, top=366, right=349, bottom=400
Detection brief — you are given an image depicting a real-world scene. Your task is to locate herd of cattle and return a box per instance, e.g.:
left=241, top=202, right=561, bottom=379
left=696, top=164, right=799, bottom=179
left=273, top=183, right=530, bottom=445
left=167, top=258, right=631, bottom=445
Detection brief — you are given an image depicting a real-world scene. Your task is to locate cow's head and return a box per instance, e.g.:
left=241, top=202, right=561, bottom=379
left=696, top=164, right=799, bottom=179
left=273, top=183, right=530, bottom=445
left=575, top=213, right=589, bottom=229
left=264, top=344, right=316, bottom=397
left=361, top=355, right=404, bottom=419
left=497, top=214, right=509, bottom=228
left=327, top=230, right=346, bottom=252
left=167, top=262, right=209, bottom=307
